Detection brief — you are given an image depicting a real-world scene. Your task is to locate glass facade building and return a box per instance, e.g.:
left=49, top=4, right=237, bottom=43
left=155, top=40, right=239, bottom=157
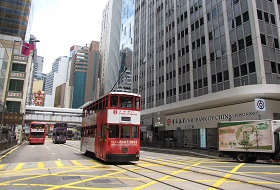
left=70, top=42, right=100, bottom=108
left=0, top=0, right=33, bottom=41
left=117, top=0, right=135, bottom=92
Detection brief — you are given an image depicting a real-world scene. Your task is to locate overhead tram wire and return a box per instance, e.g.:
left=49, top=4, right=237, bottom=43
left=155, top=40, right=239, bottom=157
left=110, top=67, right=127, bottom=92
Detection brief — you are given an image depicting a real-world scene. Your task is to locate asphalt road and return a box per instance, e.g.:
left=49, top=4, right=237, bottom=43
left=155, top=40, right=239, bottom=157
left=1, top=139, right=83, bottom=163
left=0, top=139, right=279, bottom=190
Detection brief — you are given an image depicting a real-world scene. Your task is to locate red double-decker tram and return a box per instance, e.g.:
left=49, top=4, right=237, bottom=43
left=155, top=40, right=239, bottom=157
left=81, top=92, right=141, bottom=162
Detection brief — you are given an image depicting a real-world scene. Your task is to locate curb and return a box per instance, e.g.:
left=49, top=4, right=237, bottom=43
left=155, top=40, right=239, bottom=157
left=141, top=147, right=219, bottom=159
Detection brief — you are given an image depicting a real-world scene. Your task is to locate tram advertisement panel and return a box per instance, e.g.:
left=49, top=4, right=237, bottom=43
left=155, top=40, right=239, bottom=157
left=107, top=109, right=140, bottom=124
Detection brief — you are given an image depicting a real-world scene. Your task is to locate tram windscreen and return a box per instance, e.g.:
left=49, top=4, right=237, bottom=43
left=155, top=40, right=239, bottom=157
left=120, top=96, right=132, bottom=108
left=109, top=125, right=119, bottom=138
left=132, top=126, right=139, bottom=138
left=121, top=126, right=130, bottom=138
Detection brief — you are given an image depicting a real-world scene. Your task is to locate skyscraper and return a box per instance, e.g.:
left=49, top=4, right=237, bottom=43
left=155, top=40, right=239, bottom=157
left=0, top=0, right=33, bottom=41
left=117, top=0, right=135, bottom=92
left=44, top=56, right=69, bottom=107
left=134, top=0, right=280, bottom=146
left=69, top=41, right=100, bottom=108
left=99, top=0, right=122, bottom=96
left=35, top=56, right=44, bottom=74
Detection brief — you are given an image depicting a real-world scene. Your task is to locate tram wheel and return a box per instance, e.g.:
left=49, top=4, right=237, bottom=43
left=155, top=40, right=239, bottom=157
left=236, top=153, right=248, bottom=163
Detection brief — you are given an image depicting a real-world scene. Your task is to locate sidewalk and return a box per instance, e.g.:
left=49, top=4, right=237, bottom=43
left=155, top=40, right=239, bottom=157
left=0, top=141, right=20, bottom=158
left=141, top=146, right=219, bottom=159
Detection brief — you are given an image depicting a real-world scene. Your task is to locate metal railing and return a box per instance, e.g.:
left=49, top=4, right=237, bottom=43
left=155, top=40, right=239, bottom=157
left=0, top=139, right=18, bottom=152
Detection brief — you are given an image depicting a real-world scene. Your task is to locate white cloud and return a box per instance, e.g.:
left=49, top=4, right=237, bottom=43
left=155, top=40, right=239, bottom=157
left=31, top=0, right=108, bottom=73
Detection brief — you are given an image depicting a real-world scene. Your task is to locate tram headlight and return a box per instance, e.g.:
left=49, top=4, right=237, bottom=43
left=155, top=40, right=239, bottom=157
left=122, top=147, right=128, bottom=153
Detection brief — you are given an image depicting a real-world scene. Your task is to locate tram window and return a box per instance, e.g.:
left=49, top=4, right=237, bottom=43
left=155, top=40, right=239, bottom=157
left=109, top=125, right=119, bottom=138
left=105, top=97, right=108, bottom=108
left=110, top=96, right=118, bottom=107
left=135, top=97, right=140, bottom=109
left=121, top=126, right=130, bottom=138
left=131, top=126, right=139, bottom=138
left=120, top=96, right=132, bottom=108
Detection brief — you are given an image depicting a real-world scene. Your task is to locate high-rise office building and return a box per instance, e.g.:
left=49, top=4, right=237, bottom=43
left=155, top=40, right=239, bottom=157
left=44, top=56, right=68, bottom=107
left=116, top=0, right=134, bottom=92
left=69, top=41, right=100, bottom=108
left=0, top=0, right=33, bottom=41
left=35, top=56, right=44, bottom=74
left=99, top=0, right=122, bottom=96
left=134, top=0, right=280, bottom=145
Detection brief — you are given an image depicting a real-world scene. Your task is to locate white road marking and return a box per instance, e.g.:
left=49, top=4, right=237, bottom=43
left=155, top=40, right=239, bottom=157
left=44, top=144, right=50, bottom=150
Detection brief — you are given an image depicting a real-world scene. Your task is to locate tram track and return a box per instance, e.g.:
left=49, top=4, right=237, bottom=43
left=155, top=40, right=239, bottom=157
left=118, top=157, right=278, bottom=190
left=116, top=163, right=225, bottom=190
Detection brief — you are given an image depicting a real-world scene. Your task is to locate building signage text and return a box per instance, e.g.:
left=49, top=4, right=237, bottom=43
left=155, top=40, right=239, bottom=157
left=8, top=92, right=22, bottom=97
left=11, top=72, right=25, bottom=78
left=167, top=111, right=259, bottom=126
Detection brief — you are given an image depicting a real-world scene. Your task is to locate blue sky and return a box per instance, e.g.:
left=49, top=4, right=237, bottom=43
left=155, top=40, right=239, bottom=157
left=30, top=0, right=108, bottom=73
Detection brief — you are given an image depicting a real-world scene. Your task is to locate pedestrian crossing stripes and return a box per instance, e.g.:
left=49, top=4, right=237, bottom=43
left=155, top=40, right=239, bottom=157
left=0, top=160, right=98, bottom=171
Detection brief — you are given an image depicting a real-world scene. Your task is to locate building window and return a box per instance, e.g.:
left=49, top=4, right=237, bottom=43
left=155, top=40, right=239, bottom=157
left=274, top=38, right=279, bottom=49
left=217, top=72, right=223, bottom=83
left=271, top=15, right=276, bottom=24
left=257, top=10, right=263, bottom=20
left=271, top=62, right=277, bottom=73
left=264, top=12, right=269, bottom=23
left=260, top=34, right=266, bottom=45
left=231, top=42, right=237, bottom=53
left=238, top=39, right=245, bottom=50
left=245, top=35, right=252, bottom=47
left=212, top=74, right=216, bottom=84
left=234, top=67, right=240, bottom=77
left=236, top=15, right=242, bottom=27
left=242, top=11, right=249, bottom=22
left=248, top=61, right=256, bottom=73
left=240, top=64, right=248, bottom=76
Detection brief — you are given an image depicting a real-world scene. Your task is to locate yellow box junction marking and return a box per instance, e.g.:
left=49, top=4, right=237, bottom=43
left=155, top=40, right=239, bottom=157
left=0, top=164, right=102, bottom=186
left=37, top=162, right=44, bottom=168
left=71, top=160, right=82, bottom=166
left=0, top=164, right=5, bottom=170
left=13, top=163, right=24, bottom=170
left=55, top=161, right=64, bottom=167
left=208, top=163, right=244, bottom=190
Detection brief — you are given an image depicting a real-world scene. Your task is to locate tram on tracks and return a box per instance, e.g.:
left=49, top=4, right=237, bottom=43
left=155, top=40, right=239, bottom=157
left=81, top=92, right=141, bottom=162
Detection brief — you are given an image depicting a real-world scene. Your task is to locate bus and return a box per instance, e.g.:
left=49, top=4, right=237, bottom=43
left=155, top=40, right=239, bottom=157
left=52, top=122, right=67, bottom=144
left=81, top=92, right=141, bottom=162
left=29, top=121, right=46, bottom=144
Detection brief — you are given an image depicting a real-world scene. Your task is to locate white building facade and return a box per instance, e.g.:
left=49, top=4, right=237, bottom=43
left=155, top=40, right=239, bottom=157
left=99, top=0, right=122, bottom=96
left=44, top=56, right=68, bottom=107
left=134, top=0, right=280, bottom=146
left=35, top=56, right=44, bottom=74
